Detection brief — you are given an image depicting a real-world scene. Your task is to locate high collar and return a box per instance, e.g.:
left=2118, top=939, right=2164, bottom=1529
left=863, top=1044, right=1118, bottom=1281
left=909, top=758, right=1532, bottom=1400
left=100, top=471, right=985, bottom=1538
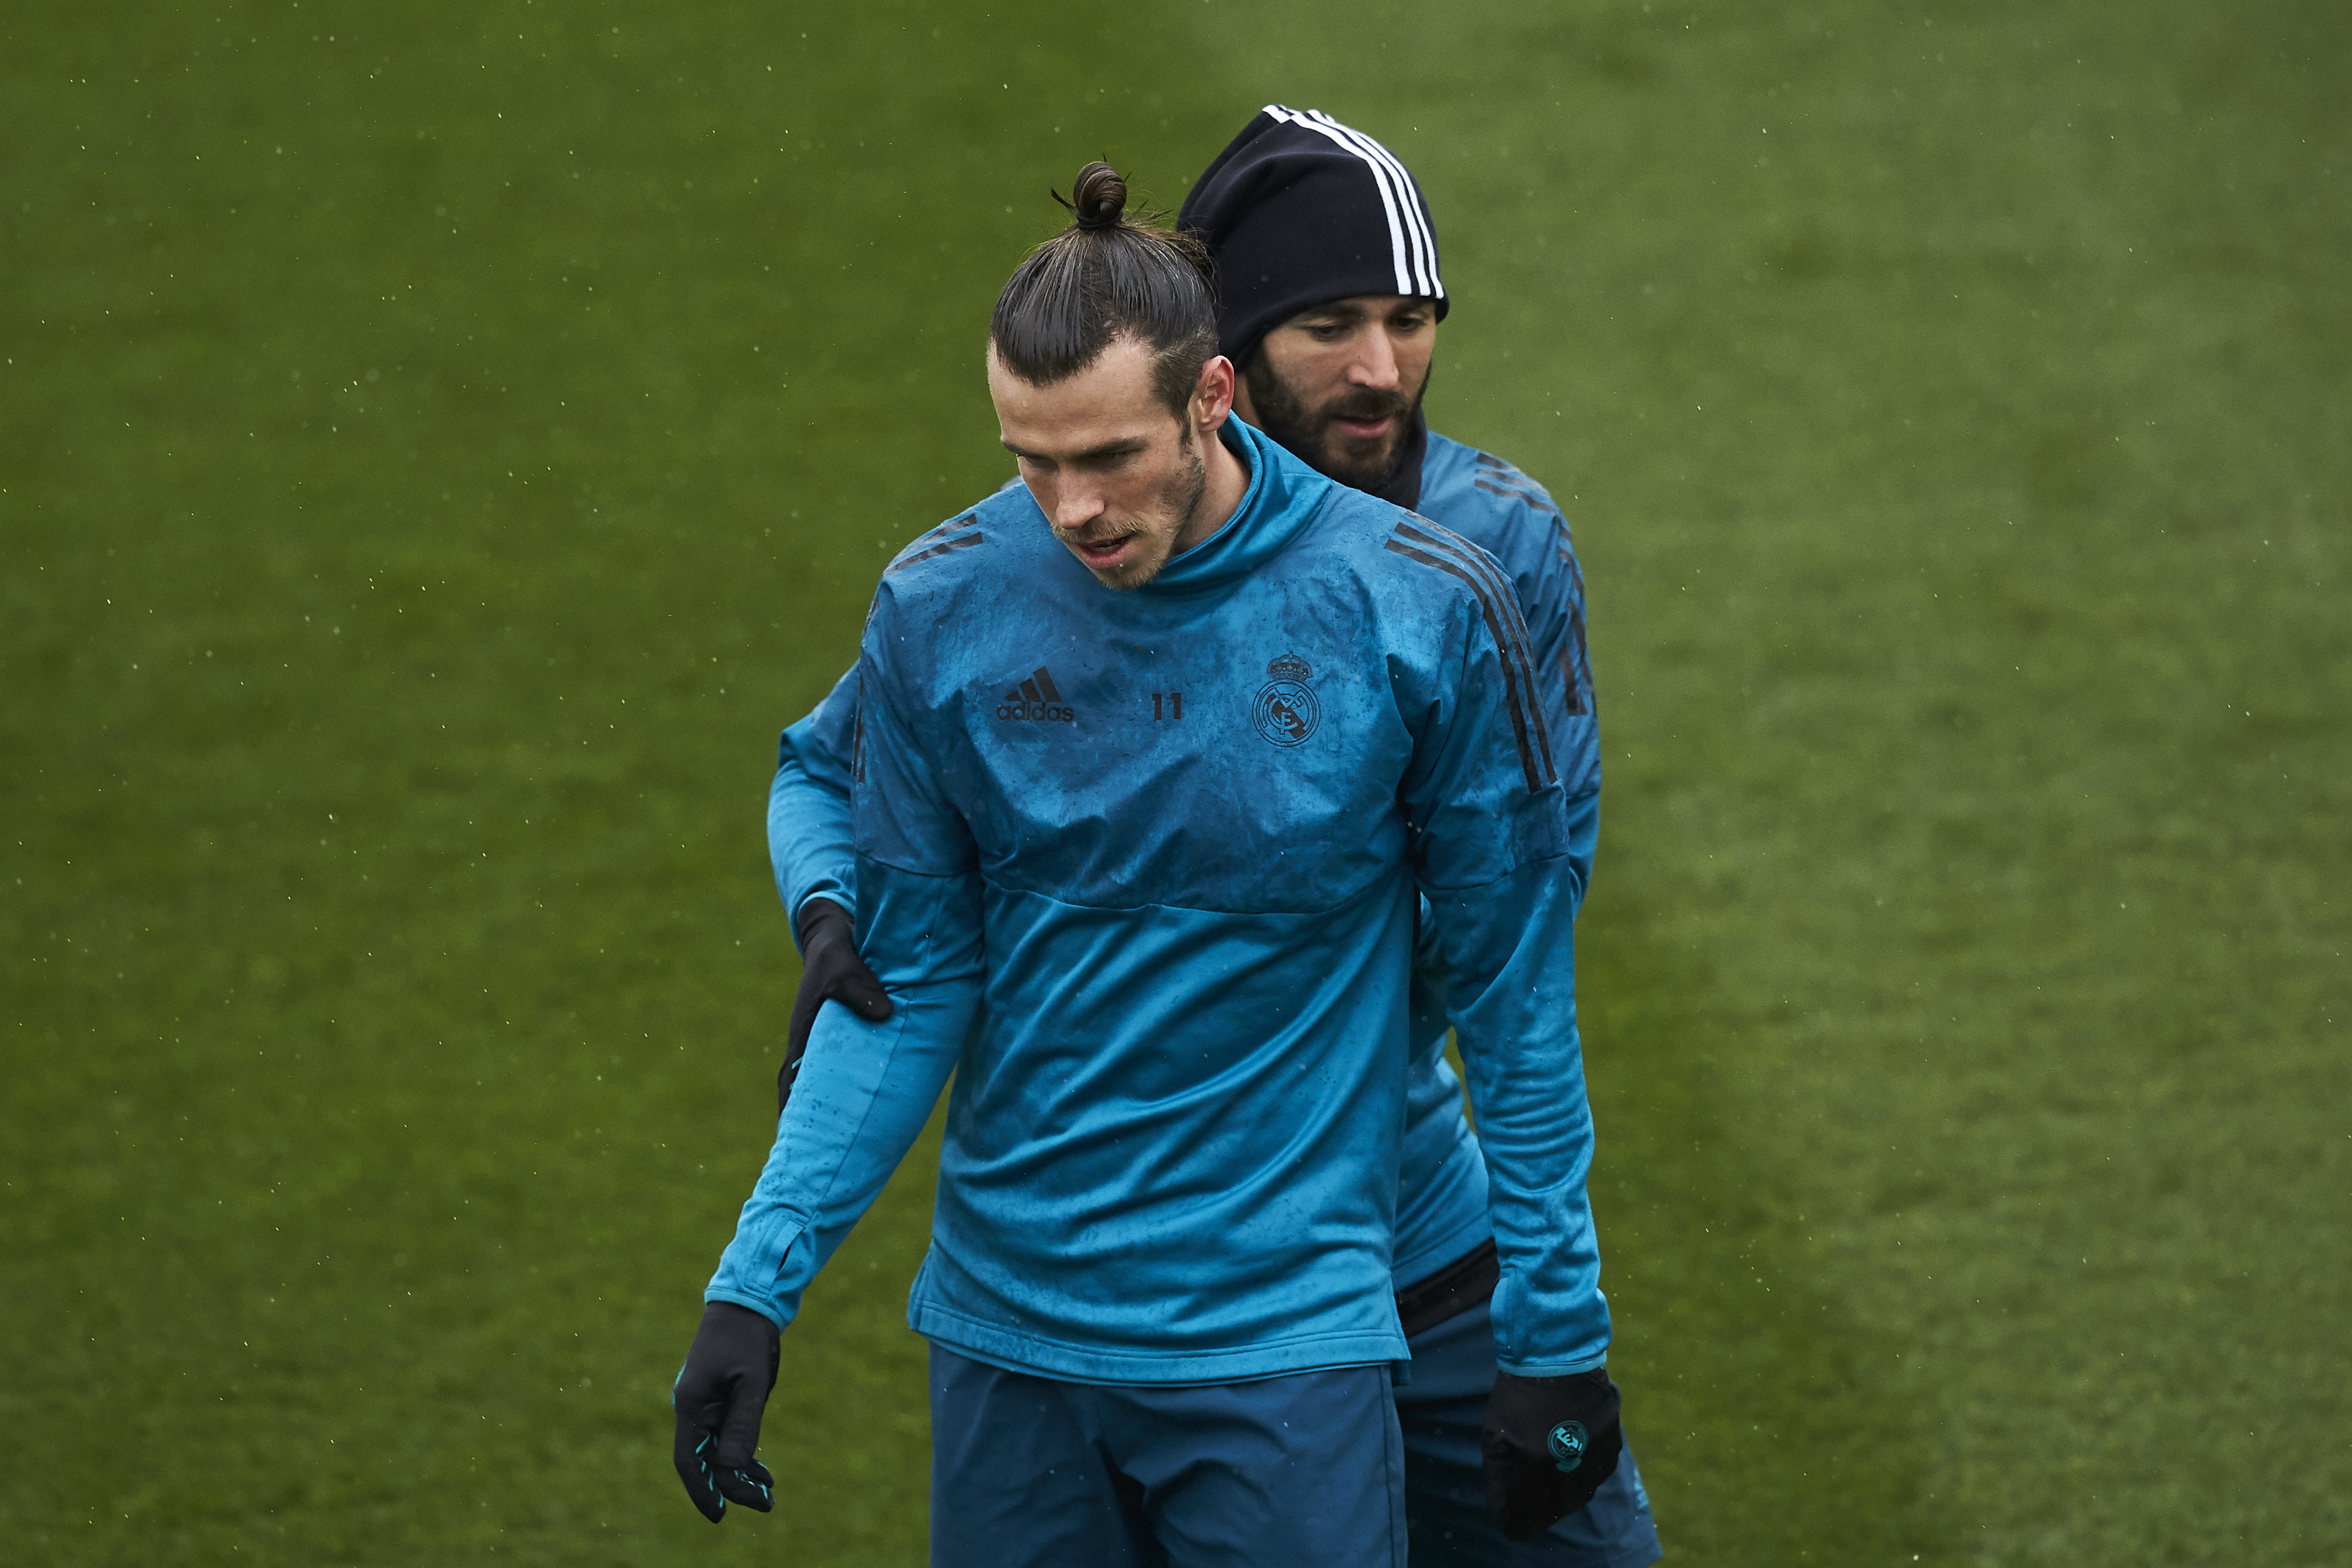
left=1366, top=407, right=1428, bottom=513
left=1138, top=417, right=1335, bottom=596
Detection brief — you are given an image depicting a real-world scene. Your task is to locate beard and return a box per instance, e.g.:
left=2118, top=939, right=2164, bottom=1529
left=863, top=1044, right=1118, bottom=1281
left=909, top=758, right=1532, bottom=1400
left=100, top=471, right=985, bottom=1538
left=1243, top=353, right=1427, bottom=493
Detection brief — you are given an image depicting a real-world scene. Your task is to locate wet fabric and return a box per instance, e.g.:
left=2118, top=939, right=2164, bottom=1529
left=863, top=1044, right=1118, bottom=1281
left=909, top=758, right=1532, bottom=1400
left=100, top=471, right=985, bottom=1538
left=710, top=417, right=1607, bottom=1382
left=766, top=425, right=1600, bottom=1301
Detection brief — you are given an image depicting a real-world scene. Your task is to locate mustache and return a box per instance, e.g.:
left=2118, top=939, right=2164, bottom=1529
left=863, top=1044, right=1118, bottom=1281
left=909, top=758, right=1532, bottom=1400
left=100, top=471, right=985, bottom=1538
left=1318, top=389, right=1415, bottom=427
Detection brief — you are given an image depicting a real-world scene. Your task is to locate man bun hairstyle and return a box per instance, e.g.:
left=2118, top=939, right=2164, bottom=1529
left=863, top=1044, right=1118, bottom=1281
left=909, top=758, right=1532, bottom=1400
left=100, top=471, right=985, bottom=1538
left=990, top=161, right=1218, bottom=419
left=1067, top=160, right=1128, bottom=229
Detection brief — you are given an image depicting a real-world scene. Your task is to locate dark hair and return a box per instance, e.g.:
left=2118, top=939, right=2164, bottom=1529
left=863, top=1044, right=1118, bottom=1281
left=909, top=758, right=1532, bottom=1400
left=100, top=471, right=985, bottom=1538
left=989, top=162, right=1218, bottom=418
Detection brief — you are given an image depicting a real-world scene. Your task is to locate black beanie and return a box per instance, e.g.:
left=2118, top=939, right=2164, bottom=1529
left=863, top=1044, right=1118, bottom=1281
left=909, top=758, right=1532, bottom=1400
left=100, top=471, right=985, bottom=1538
left=1178, top=105, right=1448, bottom=371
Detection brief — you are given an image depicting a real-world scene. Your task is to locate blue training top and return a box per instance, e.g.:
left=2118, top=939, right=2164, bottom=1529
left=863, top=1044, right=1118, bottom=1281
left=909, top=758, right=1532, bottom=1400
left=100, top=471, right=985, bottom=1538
left=709, top=418, right=1607, bottom=1382
left=763, top=418, right=1601, bottom=1298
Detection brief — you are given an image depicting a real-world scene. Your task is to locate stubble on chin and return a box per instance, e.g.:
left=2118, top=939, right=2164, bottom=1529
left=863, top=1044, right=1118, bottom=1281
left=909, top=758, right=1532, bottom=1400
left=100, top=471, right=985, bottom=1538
left=1087, top=550, right=1153, bottom=591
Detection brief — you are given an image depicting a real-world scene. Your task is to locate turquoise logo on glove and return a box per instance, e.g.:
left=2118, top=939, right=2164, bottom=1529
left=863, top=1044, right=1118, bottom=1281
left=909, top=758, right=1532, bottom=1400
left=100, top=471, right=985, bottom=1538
left=1546, top=1421, right=1589, bottom=1473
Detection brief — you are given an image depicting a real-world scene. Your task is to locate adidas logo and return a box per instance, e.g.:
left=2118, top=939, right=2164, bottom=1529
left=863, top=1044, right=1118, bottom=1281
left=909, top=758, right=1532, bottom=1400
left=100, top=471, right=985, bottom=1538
left=995, top=666, right=1075, bottom=724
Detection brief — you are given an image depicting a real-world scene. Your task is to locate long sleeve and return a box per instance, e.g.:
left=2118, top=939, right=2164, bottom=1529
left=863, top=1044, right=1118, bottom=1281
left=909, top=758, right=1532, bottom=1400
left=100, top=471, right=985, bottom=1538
left=708, top=638, right=984, bottom=1328
left=1496, top=483, right=1601, bottom=902
left=1523, top=519, right=1600, bottom=903
left=704, top=861, right=982, bottom=1328
left=1392, top=456, right=1605, bottom=1289
left=767, top=664, right=861, bottom=941
left=1426, top=862, right=1604, bottom=1374
left=1446, top=441, right=1601, bottom=897
left=1394, top=525, right=1610, bottom=1377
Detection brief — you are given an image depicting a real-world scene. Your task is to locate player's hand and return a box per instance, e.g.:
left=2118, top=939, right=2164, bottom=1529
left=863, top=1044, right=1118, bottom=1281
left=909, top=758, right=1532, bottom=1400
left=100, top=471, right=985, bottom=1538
left=780, top=899, right=893, bottom=1110
left=1481, top=1367, right=1624, bottom=1541
left=671, top=1302, right=782, bottom=1523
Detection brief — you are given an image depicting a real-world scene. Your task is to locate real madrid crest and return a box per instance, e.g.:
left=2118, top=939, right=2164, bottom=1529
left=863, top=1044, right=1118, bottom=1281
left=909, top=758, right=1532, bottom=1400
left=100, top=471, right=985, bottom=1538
left=1251, top=651, right=1320, bottom=747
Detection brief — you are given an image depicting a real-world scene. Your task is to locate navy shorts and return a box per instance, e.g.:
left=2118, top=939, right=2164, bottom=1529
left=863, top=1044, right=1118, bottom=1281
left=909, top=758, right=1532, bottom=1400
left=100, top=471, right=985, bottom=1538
left=1396, top=1295, right=1663, bottom=1568
left=928, top=1343, right=1407, bottom=1568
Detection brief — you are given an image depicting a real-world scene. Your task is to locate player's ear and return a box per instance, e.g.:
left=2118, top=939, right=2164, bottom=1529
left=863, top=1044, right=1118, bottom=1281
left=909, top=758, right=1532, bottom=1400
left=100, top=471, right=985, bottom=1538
left=1193, top=353, right=1236, bottom=434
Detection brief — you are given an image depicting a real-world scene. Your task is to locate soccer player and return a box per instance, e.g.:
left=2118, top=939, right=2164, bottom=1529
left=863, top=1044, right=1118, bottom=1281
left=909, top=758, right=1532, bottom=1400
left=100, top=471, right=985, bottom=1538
left=673, top=163, right=1622, bottom=1566
left=1185, top=108, right=1661, bottom=1566
left=769, top=111, right=1661, bottom=1566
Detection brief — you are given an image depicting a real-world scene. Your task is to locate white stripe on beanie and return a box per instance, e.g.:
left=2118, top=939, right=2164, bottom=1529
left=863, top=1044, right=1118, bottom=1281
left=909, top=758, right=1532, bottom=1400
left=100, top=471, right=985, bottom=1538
left=1302, top=109, right=1443, bottom=300
left=1259, top=104, right=1444, bottom=301
left=1261, top=104, right=1411, bottom=296
left=1293, top=107, right=1428, bottom=295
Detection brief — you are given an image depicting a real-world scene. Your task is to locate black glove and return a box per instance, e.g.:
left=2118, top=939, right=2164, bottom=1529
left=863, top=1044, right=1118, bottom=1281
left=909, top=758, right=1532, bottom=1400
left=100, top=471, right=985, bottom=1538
left=671, top=1302, right=782, bottom=1523
left=780, top=899, right=893, bottom=1110
left=1482, top=1367, right=1624, bottom=1541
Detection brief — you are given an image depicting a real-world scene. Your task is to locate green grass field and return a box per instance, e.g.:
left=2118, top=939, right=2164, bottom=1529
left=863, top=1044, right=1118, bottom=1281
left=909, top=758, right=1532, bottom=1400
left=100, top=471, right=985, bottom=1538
left=5, top=1, right=2345, bottom=1562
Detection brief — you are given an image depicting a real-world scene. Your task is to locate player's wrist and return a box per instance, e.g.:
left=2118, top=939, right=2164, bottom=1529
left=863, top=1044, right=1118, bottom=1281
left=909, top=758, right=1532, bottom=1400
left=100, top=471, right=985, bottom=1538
left=795, top=893, right=854, bottom=947
left=701, top=1291, right=787, bottom=1333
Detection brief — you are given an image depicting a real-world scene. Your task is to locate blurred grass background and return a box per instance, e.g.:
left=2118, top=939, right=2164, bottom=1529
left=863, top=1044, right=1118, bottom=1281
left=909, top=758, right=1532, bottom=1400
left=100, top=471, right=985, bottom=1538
left=3, top=0, right=2345, bottom=1563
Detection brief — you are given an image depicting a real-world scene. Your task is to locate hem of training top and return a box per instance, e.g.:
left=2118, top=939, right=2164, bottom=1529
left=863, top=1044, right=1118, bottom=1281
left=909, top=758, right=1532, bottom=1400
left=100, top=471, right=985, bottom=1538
left=1389, top=1208, right=1492, bottom=1294
left=911, top=1300, right=1409, bottom=1386
left=1496, top=1352, right=1611, bottom=1378
left=925, top=1334, right=1404, bottom=1391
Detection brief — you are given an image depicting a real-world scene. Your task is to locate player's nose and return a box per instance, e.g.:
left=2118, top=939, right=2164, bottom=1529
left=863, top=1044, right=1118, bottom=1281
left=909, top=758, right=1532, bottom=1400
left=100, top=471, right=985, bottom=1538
left=1350, top=327, right=1402, bottom=390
